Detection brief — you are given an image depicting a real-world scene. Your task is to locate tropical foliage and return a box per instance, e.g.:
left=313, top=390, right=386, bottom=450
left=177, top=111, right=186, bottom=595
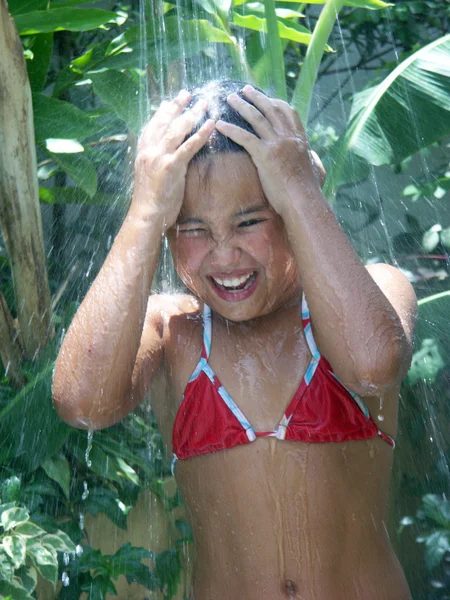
left=0, top=0, right=450, bottom=597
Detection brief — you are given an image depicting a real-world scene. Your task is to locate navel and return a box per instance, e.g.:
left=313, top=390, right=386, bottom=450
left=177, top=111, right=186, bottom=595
left=283, top=578, right=298, bottom=597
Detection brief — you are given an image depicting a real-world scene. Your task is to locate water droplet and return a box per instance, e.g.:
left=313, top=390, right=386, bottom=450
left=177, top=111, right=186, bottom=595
left=79, top=513, right=85, bottom=530
left=377, top=414, right=384, bottom=422
left=82, top=480, right=89, bottom=500
left=75, top=544, right=83, bottom=557
left=85, top=430, right=94, bottom=468
left=63, top=552, right=70, bottom=566
left=62, top=572, right=70, bottom=587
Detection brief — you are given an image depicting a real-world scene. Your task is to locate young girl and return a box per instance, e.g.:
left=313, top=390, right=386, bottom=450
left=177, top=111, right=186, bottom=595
left=53, top=80, right=417, bottom=600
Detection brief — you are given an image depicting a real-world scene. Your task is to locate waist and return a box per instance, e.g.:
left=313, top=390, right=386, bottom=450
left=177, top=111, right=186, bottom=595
left=190, top=540, right=411, bottom=600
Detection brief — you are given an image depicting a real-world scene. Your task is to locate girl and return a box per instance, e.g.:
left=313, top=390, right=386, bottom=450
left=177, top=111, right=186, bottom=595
left=53, top=80, right=417, bottom=600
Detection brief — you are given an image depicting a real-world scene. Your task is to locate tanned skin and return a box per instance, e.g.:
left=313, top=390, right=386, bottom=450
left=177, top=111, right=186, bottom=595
left=54, top=87, right=417, bottom=600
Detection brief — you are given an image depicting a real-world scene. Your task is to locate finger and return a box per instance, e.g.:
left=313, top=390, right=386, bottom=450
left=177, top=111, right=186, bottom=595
left=226, top=93, right=274, bottom=140
left=176, top=119, right=215, bottom=163
left=139, top=90, right=191, bottom=150
left=242, top=85, right=291, bottom=132
left=163, top=99, right=208, bottom=151
left=215, top=120, right=260, bottom=156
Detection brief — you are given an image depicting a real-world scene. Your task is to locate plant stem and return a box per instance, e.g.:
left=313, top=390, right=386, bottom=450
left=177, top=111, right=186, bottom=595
left=418, top=290, right=450, bottom=307
left=292, top=0, right=345, bottom=125
left=263, top=0, right=286, bottom=99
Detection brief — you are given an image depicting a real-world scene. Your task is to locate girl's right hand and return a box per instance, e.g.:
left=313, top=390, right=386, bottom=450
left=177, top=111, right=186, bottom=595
left=130, top=90, right=214, bottom=232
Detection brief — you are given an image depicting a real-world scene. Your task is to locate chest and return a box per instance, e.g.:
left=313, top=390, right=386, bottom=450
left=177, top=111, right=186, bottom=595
left=165, top=314, right=312, bottom=431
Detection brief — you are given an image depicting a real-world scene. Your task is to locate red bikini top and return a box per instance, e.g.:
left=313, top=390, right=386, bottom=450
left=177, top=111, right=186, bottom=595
left=171, top=294, right=394, bottom=472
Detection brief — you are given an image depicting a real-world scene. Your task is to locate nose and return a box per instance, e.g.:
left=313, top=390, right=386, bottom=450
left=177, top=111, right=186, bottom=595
left=209, top=235, right=242, bottom=269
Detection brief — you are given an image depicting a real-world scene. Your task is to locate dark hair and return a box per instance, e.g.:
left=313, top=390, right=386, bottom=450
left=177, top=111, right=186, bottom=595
left=184, top=80, right=266, bottom=162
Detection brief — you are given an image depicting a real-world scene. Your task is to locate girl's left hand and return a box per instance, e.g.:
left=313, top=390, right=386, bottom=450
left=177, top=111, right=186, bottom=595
left=215, top=86, right=326, bottom=219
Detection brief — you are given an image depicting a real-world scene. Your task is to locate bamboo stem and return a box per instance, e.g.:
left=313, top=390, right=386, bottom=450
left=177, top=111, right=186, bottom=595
left=263, top=0, right=286, bottom=99
left=292, top=0, right=345, bottom=125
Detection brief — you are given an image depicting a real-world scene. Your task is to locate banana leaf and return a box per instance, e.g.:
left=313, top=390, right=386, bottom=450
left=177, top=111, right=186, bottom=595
left=324, top=34, right=450, bottom=198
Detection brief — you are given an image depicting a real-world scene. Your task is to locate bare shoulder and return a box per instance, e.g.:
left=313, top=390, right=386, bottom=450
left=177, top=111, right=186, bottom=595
left=364, top=263, right=418, bottom=341
left=144, top=293, right=202, bottom=342
left=146, top=292, right=201, bottom=322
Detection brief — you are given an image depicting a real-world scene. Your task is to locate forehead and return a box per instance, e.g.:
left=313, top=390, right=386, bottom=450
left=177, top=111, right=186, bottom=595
left=182, top=153, right=267, bottom=219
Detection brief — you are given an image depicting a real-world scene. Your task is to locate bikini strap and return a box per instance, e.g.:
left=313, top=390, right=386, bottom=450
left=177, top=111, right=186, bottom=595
left=201, top=303, right=212, bottom=360
left=301, top=293, right=321, bottom=362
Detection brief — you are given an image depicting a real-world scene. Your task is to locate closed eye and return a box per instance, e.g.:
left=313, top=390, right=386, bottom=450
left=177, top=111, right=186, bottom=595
left=238, top=219, right=265, bottom=227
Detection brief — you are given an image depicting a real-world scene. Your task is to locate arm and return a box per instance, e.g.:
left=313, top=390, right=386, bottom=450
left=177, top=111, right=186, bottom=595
left=53, top=92, right=214, bottom=429
left=216, top=86, right=417, bottom=396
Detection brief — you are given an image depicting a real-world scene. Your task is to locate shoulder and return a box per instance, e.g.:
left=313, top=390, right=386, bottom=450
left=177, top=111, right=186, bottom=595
left=145, top=293, right=203, bottom=339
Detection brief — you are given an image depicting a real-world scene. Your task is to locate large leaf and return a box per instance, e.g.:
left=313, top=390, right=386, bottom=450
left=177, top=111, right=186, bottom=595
left=33, top=94, right=103, bottom=141
left=231, top=12, right=319, bottom=47
left=50, top=152, right=98, bottom=197
left=41, top=455, right=70, bottom=499
left=324, top=34, right=450, bottom=198
left=25, top=33, right=53, bottom=93
left=14, top=8, right=121, bottom=35
left=275, top=0, right=391, bottom=7
left=0, top=363, right=70, bottom=471
left=3, top=534, right=27, bottom=569
left=27, top=540, right=58, bottom=586
left=101, top=39, right=211, bottom=70
left=90, top=70, right=142, bottom=133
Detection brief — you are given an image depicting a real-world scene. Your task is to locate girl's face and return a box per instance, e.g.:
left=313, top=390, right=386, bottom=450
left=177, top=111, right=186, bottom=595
left=167, top=153, right=300, bottom=321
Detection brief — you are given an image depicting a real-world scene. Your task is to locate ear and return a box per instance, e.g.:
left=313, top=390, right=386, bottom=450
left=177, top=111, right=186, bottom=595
left=310, top=150, right=326, bottom=189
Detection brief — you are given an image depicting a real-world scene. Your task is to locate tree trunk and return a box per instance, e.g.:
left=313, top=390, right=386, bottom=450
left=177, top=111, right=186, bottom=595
left=0, top=0, right=54, bottom=361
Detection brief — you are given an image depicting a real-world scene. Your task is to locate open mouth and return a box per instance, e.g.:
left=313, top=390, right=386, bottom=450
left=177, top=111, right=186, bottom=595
left=209, top=271, right=257, bottom=293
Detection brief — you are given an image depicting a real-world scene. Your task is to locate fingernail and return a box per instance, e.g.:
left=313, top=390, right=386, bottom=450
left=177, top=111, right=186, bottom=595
left=243, top=85, right=254, bottom=93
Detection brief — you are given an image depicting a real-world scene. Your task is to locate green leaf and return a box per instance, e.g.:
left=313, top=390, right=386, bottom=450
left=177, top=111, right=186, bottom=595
left=33, top=94, right=103, bottom=141
left=1, top=476, right=21, bottom=504
left=42, top=532, right=76, bottom=554
left=50, top=152, right=98, bottom=197
left=0, top=579, right=34, bottom=600
left=15, top=8, right=122, bottom=35
left=41, top=455, right=71, bottom=500
left=109, top=542, right=154, bottom=579
left=231, top=12, right=326, bottom=48
left=1, top=507, right=29, bottom=531
left=155, top=549, right=181, bottom=598
left=15, top=565, right=38, bottom=594
left=39, top=186, right=118, bottom=206
left=27, top=540, right=58, bottom=586
left=0, top=362, right=70, bottom=471
left=7, top=0, right=40, bottom=16
left=194, top=0, right=232, bottom=18
left=276, top=0, right=391, bottom=8
left=101, top=39, right=210, bottom=70
left=45, top=139, right=84, bottom=153
left=90, top=70, right=142, bottom=134
left=14, top=522, right=46, bottom=538
left=3, top=534, right=27, bottom=569
left=0, top=548, right=14, bottom=582
left=324, top=34, right=450, bottom=198
left=83, top=488, right=128, bottom=530
left=25, top=33, right=53, bottom=93
left=421, top=531, right=450, bottom=570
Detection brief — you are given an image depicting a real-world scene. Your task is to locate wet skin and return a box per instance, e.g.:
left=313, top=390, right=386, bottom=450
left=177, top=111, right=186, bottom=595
left=146, top=154, right=413, bottom=600
left=53, top=89, right=415, bottom=599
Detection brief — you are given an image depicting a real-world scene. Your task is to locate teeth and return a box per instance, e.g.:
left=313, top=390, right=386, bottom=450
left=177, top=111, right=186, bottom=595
left=212, top=273, right=253, bottom=288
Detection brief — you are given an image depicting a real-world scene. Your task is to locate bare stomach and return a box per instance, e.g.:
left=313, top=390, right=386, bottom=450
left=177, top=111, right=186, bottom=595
left=175, top=439, right=412, bottom=600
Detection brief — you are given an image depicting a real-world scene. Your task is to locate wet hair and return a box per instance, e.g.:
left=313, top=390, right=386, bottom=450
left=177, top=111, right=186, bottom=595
left=184, top=80, right=266, bottom=163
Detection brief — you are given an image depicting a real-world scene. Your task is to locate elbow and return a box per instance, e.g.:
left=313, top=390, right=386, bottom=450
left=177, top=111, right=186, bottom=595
left=355, top=337, right=413, bottom=396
